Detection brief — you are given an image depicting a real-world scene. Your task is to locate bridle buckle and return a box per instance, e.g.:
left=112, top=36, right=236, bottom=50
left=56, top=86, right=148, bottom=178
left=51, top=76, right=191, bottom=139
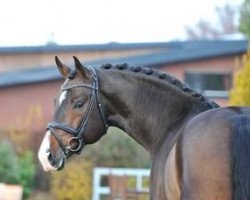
left=66, top=137, right=83, bottom=153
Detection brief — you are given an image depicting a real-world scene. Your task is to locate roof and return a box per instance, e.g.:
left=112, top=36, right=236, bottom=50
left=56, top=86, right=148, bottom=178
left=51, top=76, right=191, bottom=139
left=0, top=42, right=173, bottom=54
left=0, top=40, right=248, bottom=87
left=89, top=40, right=248, bottom=67
left=0, top=67, right=61, bottom=87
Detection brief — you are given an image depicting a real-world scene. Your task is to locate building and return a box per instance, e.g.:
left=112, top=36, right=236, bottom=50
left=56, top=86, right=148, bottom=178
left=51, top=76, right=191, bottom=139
left=0, top=40, right=248, bottom=135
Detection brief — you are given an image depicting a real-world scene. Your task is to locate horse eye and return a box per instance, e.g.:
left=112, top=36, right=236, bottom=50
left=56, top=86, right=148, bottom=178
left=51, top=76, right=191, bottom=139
left=74, top=101, right=84, bottom=109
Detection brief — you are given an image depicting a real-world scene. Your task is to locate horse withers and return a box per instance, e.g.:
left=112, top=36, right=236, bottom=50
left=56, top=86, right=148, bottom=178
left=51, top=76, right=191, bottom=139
left=38, top=57, right=250, bottom=200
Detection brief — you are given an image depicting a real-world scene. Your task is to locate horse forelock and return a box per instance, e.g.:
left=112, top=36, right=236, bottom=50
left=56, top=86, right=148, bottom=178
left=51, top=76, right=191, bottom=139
left=68, top=70, right=77, bottom=79
left=61, top=69, right=85, bottom=89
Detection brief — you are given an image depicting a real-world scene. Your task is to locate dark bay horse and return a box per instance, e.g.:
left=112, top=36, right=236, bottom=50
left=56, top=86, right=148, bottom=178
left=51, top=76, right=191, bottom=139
left=38, top=56, right=250, bottom=200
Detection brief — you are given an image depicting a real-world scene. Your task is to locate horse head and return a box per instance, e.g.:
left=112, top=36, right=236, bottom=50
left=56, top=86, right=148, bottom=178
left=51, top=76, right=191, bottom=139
left=38, top=56, right=108, bottom=171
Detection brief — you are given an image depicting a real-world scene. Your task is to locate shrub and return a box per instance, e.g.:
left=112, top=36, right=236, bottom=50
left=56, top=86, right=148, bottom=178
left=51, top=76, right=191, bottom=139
left=230, top=52, right=250, bottom=106
left=17, top=151, right=36, bottom=198
left=85, top=127, right=151, bottom=168
left=0, top=140, right=20, bottom=183
left=0, top=140, right=36, bottom=199
left=51, top=157, right=92, bottom=200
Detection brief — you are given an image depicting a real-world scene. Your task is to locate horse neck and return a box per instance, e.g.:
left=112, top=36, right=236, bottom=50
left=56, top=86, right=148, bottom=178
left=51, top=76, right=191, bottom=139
left=98, top=67, right=218, bottom=152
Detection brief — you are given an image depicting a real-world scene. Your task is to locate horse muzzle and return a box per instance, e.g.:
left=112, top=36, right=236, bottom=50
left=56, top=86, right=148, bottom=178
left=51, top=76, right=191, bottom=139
left=38, top=131, right=66, bottom=171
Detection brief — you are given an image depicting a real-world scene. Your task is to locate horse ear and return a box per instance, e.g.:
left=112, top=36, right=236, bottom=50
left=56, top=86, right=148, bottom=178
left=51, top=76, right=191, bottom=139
left=73, top=56, right=90, bottom=78
left=55, top=56, right=71, bottom=78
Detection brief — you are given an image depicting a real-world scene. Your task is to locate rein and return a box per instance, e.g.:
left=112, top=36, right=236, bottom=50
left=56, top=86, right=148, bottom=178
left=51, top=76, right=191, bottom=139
left=47, top=67, right=108, bottom=157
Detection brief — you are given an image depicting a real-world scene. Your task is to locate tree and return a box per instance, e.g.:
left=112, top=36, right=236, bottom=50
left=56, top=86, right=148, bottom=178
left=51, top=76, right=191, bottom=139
left=239, top=0, right=250, bottom=39
left=186, top=19, right=220, bottom=40
left=186, top=3, right=239, bottom=40
left=216, top=4, right=238, bottom=34
left=230, top=52, right=250, bottom=106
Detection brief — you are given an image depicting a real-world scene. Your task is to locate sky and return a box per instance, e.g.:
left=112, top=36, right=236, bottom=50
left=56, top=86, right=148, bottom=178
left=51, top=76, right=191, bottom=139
left=0, top=0, right=244, bottom=47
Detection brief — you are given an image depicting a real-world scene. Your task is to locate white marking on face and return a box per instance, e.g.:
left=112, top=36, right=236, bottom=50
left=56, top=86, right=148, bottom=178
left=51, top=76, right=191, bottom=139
left=38, top=131, right=57, bottom=172
left=58, top=91, right=67, bottom=106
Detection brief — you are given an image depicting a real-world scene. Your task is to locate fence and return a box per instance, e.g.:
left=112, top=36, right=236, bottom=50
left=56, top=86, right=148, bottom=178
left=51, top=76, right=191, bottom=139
left=92, top=167, right=150, bottom=200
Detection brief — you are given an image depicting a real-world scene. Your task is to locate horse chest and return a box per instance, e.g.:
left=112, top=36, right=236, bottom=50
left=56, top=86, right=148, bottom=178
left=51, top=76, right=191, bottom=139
left=150, top=143, right=180, bottom=200
left=164, top=143, right=180, bottom=200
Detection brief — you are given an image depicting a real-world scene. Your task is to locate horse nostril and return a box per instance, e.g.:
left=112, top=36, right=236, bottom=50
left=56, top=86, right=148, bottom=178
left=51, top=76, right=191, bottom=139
left=48, top=152, right=56, bottom=166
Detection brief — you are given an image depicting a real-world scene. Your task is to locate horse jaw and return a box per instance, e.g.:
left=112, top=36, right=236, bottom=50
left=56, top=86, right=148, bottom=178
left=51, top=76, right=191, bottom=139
left=38, top=131, right=58, bottom=172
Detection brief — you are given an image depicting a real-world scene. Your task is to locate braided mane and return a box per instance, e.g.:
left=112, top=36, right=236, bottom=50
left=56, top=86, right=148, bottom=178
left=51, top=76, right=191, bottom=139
left=101, top=63, right=220, bottom=109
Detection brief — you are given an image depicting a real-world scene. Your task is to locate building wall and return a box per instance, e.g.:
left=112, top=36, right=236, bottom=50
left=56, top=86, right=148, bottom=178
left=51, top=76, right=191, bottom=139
left=160, top=55, right=241, bottom=80
left=0, top=80, right=61, bottom=132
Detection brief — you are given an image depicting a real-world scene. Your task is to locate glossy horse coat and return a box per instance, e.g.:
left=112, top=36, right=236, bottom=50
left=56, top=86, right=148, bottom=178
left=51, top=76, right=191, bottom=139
left=38, top=57, right=250, bottom=200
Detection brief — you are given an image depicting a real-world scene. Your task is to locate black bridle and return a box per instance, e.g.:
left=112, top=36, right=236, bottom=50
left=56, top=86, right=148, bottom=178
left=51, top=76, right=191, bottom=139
left=47, top=67, right=108, bottom=157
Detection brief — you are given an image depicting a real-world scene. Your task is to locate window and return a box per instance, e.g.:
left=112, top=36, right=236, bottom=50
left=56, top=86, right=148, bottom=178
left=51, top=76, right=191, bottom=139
left=185, top=70, right=232, bottom=98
